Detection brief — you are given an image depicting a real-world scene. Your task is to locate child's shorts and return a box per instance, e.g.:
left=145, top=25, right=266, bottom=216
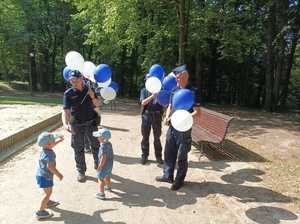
left=96, top=171, right=111, bottom=181
left=36, top=176, right=53, bottom=188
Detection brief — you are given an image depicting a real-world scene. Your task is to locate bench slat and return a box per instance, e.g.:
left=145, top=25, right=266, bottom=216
left=192, top=108, right=233, bottom=144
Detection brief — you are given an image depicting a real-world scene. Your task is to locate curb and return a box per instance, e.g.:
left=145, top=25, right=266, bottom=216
left=0, top=112, right=62, bottom=162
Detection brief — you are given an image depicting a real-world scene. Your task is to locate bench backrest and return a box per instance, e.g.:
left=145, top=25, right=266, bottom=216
left=192, top=108, right=233, bottom=143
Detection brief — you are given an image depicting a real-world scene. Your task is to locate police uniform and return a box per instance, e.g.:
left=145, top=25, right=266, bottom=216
left=157, top=65, right=200, bottom=190
left=140, top=87, right=163, bottom=163
left=63, top=83, right=100, bottom=175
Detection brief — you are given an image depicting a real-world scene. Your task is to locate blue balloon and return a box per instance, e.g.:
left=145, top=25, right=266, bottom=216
left=157, top=90, right=171, bottom=107
left=94, top=64, right=112, bottom=83
left=63, top=67, right=72, bottom=81
left=162, top=74, right=177, bottom=91
left=172, top=89, right=195, bottom=111
left=149, top=64, right=164, bottom=81
left=109, top=81, right=119, bottom=92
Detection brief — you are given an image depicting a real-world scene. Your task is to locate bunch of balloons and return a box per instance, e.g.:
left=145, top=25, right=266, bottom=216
left=145, top=64, right=195, bottom=132
left=145, top=64, right=177, bottom=107
left=62, top=51, right=119, bottom=101
left=170, top=89, right=195, bottom=132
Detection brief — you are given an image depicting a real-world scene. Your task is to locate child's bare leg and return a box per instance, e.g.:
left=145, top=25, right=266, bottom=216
left=39, top=188, right=52, bottom=211
left=104, top=176, right=111, bottom=186
left=98, top=178, right=105, bottom=193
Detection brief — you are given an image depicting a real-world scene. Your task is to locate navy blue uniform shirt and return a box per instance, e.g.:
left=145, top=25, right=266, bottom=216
left=140, top=88, right=163, bottom=113
left=63, top=84, right=97, bottom=124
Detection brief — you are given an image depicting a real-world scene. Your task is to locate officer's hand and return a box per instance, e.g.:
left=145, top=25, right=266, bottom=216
left=164, top=117, right=171, bottom=126
left=63, top=124, right=71, bottom=133
left=88, top=87, right=95, bottom=98
left=152, top=93, right=158, bottom=98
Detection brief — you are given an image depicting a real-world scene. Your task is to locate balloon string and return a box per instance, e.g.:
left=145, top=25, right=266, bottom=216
left=80, top=81, right=90, bottom=105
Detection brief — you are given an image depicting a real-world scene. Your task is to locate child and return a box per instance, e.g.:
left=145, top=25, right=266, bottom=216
left=93, top=128, right=114, bottom=199
left=35, top=131, right=64, bottom=220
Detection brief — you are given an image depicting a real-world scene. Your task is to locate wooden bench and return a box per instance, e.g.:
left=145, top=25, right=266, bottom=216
left=192, top=107, right=237, bottom=160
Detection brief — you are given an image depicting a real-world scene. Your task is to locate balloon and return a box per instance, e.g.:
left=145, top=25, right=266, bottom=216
left=109, top=81, right=119, bottom=92
left=100, top=87, right=116, bottom=100
left=103, top=99, right=110, bottom=104
left=157, top=90, right=171, bottom=107
left=63, top=67, right=72, bottom=81
left=162, top=72, right=177, bottom=91
left=97, top=78, right=112, bottom=88
left=65, top=51, right=84, bottom=71
left=149, top=64, right=164, bottom=81
left=172, top=89, right=195, bottom=111
left=145, top=77, right=162, bottom=94
left=94, top=64, right=112, bottom=83
left=171, top=110, right=193, bottom=132
left=82, top=61, right=96, bottom=81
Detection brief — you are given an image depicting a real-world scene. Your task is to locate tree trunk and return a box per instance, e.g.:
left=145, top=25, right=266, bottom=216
left=41, top=49, right=50, bottom=91
left=280, top=4, right=300, bottom=108
left=28, top=46, right=37, bottom=92
left=176, top=0, right=187, bottom=64
left=50, top=35, right=57, bottom=92
left=264, top=3, right=276, bottom=111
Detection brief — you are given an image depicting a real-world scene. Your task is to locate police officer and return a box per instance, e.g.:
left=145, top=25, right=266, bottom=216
left=140, top=74, right=164, bottom=165
left=155, top=65, right=200, bottom=191
left=62, top=70, right=101, bottom=182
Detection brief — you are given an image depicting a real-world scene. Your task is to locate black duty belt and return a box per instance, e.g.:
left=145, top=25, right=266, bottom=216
left=144, top=110, right=162, bottom=114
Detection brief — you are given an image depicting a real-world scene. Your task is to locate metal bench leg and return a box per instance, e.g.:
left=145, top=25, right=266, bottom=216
left=198, top=142, right=205, bottom=160
left=208, top=142, right=240, bottom=161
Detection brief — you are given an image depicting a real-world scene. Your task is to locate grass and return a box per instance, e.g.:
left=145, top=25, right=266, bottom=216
left=0, top=95, right=62, bottom=105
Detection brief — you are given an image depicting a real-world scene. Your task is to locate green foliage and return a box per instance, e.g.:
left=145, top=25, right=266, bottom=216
left=0, top=95, right=61, bottom=105
left=0, top=0, right=299, bottom=109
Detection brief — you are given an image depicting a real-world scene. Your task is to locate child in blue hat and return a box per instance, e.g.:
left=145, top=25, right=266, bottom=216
left=35, top=131, right=64, bottom=220
left=93, top=128, right=114, bottom=199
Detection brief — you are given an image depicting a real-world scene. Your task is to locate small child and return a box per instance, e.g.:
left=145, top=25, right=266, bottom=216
left=35, top=132, right=64, bottom=220
left=93, top=128, right=114, bottom=199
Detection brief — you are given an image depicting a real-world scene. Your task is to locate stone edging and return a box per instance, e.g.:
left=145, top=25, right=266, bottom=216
left=0, top=112, right=62, bottom=162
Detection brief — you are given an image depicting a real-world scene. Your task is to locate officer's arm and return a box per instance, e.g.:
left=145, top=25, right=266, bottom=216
left=141, top=94, right=156, bottom=106
left=62, top=109, right=71, bottom=132
left=165, top=103, right=172, bottom=119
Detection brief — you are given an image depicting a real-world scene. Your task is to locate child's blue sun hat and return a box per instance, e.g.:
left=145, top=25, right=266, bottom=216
left=93, top=128, right=111, bottom=140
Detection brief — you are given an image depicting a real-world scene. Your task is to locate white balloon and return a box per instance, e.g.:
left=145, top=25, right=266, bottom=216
left=169, top=72, right=176, bottom=77
left=100, top=87, right=116, bottom=100
left=82, top=61, right=96, bottom=81
left=65, top=51, right=84, bottom=71
left=145, top=76, right=162, bottom=93
left=97, top=78, right=112, bottom=88
left=103, top=99, right=110, bottom=104
left=171, top=110, right=193, bottom=132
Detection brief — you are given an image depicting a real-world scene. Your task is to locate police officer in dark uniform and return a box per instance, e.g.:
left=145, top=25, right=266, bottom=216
left=62, top=70, right=101, bottom=182
left=140, top=74, right=164, bottom=165
left=155, top=65, right=200, bottom=191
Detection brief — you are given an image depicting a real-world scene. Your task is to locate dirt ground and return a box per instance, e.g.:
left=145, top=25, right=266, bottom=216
left=0, top=100, right=299, bottom=223
left=220, top=107, right=300, bottom=205
left=0, top=104, right=61, bottom=139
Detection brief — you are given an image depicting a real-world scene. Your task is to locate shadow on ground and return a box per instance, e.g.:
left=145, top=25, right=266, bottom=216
left=106, top=173, right=294, bottom=210
left=193, top=140, right=268, bottom=162
left=245, top=206, right=298, bottom=224
left=49, top=208, right=125, bottom=224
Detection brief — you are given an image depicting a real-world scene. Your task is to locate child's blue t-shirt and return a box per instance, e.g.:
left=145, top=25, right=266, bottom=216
left=36, top=148, right=56, bottom=180
left=97, top=142, right=114, bottom=176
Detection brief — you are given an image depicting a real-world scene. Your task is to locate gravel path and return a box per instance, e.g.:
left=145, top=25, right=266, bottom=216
left=0, top=103, right=299, bottom=223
